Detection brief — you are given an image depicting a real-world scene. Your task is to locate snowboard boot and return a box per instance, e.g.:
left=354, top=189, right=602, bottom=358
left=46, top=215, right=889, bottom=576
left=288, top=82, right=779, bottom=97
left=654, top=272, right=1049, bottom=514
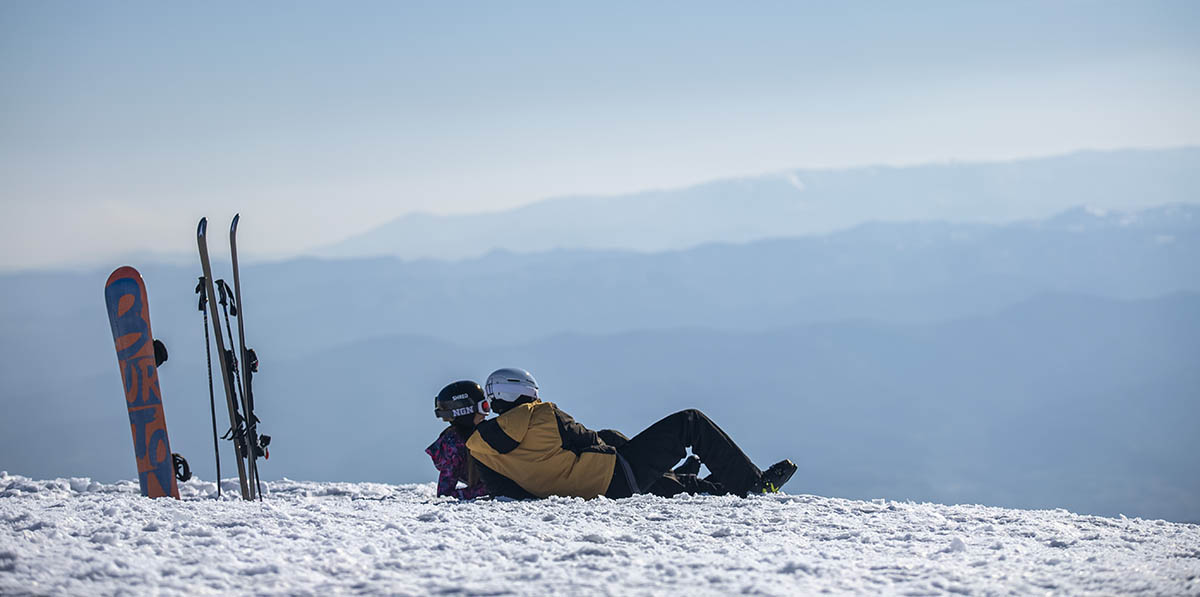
left=750, top=459, right=797, bottom=494
left=673, top=455, right=702, bottom=476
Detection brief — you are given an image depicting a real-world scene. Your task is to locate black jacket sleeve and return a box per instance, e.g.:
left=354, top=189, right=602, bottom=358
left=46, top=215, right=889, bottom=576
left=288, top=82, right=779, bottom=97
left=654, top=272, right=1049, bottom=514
left=554, top=407, right=615, bottom=456
left=474, top=459, right=537, bottom=500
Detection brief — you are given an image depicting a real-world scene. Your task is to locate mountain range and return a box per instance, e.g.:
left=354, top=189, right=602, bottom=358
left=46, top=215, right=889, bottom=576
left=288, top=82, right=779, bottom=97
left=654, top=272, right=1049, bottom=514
left=319, top=147, right=1200, bottom=260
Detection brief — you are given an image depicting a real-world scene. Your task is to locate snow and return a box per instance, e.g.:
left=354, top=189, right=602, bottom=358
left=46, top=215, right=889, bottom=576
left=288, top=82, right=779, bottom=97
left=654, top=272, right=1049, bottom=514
left=2, top=472, right=1198, bottom=596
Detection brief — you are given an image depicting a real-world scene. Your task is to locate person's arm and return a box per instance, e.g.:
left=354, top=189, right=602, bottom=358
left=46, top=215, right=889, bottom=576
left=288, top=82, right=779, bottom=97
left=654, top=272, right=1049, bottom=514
left=554, top=408, right=615, bottom=455
left=597, top=429, right=629, bottom=448
left=474, top=459, right=538, bottom=500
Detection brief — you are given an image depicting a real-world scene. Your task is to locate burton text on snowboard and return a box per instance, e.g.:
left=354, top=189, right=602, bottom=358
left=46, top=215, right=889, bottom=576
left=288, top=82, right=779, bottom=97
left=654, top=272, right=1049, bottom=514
left=104, top=266, right=181, bottom=499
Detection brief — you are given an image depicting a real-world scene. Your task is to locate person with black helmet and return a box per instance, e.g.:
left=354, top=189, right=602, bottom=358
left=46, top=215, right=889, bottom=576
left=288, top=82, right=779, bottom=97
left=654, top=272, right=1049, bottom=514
left=464, top=368, right=797, bottom=500
left=426, top=380, right=492, bottom=499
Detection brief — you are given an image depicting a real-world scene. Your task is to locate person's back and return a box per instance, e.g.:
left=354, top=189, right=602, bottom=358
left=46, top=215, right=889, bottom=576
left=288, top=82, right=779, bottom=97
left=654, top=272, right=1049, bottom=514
left=468, top=398, right=616, bottom=499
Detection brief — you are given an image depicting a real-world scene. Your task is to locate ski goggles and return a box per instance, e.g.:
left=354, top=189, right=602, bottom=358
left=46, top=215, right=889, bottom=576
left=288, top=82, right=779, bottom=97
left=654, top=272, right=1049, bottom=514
left=434, top=397, right=491, bottom=420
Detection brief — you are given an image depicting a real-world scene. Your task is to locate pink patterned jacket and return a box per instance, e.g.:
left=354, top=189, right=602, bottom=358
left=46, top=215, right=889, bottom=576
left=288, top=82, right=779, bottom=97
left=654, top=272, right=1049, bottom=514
left=425, top=426, right=489, bottom=499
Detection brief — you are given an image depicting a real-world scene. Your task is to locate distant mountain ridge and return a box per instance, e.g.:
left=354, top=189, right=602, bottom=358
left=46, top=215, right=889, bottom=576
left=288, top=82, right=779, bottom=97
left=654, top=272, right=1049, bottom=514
left=320, top=147, right=1200, bottom=260
left=2, top=202, right=1195, bottom=386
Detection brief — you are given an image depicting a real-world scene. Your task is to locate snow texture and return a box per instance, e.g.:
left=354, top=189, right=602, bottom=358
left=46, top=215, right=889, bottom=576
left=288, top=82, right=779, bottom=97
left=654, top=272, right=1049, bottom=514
left=1, top=471, right=1198, bottom=596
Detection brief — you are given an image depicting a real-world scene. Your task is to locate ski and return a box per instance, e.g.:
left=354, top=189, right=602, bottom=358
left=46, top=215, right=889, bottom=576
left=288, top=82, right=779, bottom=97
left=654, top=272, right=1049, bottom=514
left=104, top=266, right=182, bottom=499
left=229, top=214, right=269, bottom=500
left=197, top=218, right=252, bottom=500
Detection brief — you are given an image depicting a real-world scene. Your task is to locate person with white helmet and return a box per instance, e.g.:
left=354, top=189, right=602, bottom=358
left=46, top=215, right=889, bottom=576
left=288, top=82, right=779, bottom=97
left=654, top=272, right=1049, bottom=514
left=464, top=368, right=796, bottom=499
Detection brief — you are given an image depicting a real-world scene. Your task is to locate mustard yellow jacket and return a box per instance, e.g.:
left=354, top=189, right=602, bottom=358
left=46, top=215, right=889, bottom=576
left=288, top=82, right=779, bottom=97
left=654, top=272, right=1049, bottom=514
left=466, top=400, right=616, bottom=499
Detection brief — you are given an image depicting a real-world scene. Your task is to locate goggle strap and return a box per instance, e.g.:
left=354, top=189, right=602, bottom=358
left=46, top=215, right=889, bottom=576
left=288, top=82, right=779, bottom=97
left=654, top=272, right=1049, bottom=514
left=435, top=397, right=490, bottom=419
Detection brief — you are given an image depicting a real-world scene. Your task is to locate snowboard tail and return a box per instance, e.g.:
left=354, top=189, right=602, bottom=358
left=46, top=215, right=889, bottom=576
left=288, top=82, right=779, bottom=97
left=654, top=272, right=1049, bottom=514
left=104, top=266, right=180, bottom=499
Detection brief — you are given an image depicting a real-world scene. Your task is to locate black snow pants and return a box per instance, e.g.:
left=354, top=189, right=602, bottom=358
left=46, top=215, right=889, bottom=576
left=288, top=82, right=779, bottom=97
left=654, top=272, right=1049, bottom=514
left=644, top=472, right=725, bottom=498
left=605, top=409, right=762, bottom=498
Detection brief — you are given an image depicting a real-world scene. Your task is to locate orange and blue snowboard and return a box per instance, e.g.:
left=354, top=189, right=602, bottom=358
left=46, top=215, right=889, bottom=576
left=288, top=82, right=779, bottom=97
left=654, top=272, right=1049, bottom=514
left=104, top=266, right=180, bottom=499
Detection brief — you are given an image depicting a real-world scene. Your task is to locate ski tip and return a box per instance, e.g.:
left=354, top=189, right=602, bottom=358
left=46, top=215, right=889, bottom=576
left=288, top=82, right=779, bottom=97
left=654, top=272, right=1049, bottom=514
left=231, top=213, right=240, bottom=233
left=198, top=217, right=208, bottom=237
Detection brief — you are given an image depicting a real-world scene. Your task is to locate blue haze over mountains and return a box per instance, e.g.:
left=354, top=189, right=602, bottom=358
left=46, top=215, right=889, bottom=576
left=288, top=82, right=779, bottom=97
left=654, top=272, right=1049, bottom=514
left=1, top=150, right=1198, bottom=521
left=322, top=148, right=1200, bottom=260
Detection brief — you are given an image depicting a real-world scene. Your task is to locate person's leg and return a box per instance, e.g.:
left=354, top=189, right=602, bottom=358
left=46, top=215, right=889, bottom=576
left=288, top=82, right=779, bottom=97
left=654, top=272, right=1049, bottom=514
left=617, top=409, right=761, bottom=496
left=644, top=473, right=687, bottom=497
left=646, top=472, right=728, bottom=497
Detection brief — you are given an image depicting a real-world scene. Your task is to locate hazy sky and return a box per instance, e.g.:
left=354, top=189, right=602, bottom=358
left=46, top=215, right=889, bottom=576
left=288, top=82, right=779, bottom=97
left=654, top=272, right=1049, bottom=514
left=2, top=1, right=1198, bottom=270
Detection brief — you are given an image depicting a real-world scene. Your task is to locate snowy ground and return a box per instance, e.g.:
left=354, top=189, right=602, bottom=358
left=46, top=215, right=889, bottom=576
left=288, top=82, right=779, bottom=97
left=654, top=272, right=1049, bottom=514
left=1, top=472, right=1197, bottom=596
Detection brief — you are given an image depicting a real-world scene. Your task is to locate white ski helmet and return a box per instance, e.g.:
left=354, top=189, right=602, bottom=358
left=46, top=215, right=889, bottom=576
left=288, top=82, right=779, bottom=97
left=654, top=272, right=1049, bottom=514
left=485, top=368, right=539, bottom=413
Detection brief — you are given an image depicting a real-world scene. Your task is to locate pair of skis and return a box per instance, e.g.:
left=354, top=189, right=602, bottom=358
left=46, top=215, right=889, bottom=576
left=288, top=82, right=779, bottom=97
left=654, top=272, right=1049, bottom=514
left=197, top=215, right=268, bottom=501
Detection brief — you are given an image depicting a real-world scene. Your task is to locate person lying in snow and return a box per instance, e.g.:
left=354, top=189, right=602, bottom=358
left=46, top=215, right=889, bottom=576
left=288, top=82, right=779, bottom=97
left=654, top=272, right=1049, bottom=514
left=428, top=380, right=721, bottom=500
left=425, top=380, right=491, bottom=499
left=460, top=368, right=797, bottom=500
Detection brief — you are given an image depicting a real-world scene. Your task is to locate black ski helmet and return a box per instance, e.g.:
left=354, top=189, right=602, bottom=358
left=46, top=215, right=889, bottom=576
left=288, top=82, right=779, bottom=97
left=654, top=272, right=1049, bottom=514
left=434, top=380, right=490, bottom=423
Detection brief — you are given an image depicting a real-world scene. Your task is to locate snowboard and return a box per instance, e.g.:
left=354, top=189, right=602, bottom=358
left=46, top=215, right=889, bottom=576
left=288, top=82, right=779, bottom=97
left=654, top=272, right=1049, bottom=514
left=104, top=266, right=181, bottom=499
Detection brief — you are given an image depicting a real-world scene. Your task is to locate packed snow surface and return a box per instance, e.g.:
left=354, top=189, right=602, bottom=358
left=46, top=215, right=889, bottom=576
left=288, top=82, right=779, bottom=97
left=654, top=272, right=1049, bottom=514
left=1, top=472, right=1198, bottom=596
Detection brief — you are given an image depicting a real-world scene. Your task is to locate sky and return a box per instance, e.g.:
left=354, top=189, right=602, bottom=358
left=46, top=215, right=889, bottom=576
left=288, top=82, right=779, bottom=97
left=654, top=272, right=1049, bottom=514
left=1, top=1, right=1199, bottom=270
